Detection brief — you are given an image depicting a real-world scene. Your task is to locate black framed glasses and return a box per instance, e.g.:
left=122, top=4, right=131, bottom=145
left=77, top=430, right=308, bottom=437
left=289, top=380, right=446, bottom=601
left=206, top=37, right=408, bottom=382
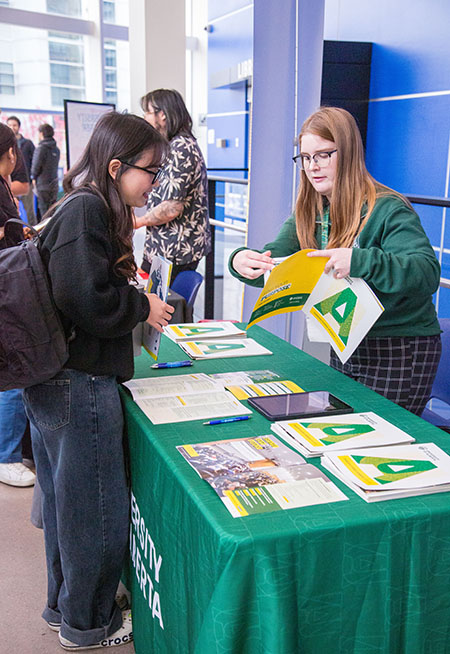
left=293, top=149, right=337, bottom=170
left=118, top=160, right=162, bottom=184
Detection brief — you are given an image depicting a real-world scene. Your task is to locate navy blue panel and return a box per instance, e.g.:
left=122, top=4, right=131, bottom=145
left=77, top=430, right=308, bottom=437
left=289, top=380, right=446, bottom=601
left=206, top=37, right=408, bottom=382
left=321, top=63, right=371, bottom=100
left=365, top=95, right=450, bottom=196
left=323, top=40, right=372, bottom=64
left=208, top=1, right=252, bottom=22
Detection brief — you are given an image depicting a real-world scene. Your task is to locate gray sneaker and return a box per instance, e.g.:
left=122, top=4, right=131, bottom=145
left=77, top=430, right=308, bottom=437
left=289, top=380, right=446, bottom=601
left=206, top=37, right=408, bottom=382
left=0, top=462, right=36, bottom=487
left=59, top=610, right=133, bottom=651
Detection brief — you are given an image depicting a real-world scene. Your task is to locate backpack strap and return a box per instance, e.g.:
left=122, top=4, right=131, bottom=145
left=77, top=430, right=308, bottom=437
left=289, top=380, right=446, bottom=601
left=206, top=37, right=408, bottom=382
left=4, top=192, right=91, bottom=243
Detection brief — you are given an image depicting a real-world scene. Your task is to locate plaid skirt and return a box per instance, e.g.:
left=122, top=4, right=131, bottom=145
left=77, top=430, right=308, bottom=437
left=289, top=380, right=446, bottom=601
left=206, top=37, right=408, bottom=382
left=330, top=334, right=442, bottom=416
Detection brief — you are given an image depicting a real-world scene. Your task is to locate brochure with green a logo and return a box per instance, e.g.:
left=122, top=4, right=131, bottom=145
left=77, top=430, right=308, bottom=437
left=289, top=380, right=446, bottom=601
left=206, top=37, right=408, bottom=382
left=321, top=443, right=450, bottom=502
left=178, top=338, right=273, bottom=360
left=302, top=272, right=384, bottom=363
left=271, top=412, right=414, bottom=458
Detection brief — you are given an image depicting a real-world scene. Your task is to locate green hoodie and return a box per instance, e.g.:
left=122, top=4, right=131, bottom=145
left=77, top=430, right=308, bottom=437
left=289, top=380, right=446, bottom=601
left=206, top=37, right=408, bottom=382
left=229, top=195, right=440, bottom=337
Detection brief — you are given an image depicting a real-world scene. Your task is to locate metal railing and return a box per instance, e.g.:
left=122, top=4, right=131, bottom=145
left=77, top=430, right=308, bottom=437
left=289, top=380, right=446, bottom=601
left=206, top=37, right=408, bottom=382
left=203, top=183, right=450, bottom=318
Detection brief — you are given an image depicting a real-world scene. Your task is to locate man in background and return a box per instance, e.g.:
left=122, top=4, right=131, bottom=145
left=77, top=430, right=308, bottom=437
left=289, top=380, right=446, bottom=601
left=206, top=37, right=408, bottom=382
left=31, top=123, right=60, bottom=218
left=7, top=115, right=36, bottom=225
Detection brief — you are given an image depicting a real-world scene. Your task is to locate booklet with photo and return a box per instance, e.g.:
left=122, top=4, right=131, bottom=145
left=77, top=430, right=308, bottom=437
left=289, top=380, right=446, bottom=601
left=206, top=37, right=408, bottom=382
left=178, top=338, right=273, bottom=360
left=142, top=255, right=172, bottom=361
left=272, top=412, right=415, bottom=458
left=302, top=271, right=384, bottom=364
left=321, top=442, right=450, bottom=502
left=177, top=434, right=348, bottom=517
left=164, top=321, right=246, bottom=342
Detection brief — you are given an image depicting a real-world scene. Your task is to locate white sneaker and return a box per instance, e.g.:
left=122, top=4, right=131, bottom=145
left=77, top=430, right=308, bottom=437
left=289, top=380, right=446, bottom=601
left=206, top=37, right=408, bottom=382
left=59, top=610, right=133, bottom=651
left=0, top=462, right=36, bottom=487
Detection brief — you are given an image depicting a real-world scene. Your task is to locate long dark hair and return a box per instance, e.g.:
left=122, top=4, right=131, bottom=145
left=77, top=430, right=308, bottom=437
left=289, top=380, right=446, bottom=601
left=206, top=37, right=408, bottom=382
left=0, top=123, right=18, bottom=159
left=60, top=111, right=168, bottom=280
left=140, top=89, right=193, bottom=140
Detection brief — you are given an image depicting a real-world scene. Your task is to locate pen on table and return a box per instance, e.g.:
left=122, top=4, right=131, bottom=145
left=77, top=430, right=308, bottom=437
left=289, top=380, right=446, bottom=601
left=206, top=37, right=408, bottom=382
left=151, top=360, right=193, bottom=369
left=203, top=416, right=251, bottom=426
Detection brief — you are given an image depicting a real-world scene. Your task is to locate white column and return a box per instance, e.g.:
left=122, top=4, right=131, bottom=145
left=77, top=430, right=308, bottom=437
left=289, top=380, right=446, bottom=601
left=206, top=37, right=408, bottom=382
left=128, top=0, right=186, bottom=115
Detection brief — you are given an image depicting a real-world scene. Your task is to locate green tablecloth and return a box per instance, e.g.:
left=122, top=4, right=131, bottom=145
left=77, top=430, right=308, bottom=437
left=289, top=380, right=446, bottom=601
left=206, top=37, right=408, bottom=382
left=122, top=325, right=450, bottom=654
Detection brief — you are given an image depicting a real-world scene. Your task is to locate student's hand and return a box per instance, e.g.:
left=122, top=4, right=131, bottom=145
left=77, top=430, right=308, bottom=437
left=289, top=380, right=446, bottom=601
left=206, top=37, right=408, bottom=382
left=308, top=248, right=352, bottom=279
left=232, top=249, right=274, bottom=280
left=145, top=293, right=175, bottom=332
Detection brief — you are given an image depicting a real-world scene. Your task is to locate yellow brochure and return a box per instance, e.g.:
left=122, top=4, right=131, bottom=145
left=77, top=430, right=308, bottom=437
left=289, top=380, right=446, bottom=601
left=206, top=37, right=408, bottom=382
left=247, top=250, right=327, bottom=328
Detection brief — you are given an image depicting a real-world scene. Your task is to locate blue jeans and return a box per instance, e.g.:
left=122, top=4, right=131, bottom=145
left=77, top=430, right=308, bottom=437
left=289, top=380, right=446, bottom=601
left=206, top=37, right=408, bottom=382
left=23, top=369, right=129, bottom=646
left=0, top=389, right=27, bottom=463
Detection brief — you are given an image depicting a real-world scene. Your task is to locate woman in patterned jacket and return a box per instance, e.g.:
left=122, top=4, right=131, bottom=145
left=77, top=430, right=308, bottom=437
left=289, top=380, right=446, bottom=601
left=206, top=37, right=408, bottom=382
left=136, top=88, right=211, bottom=281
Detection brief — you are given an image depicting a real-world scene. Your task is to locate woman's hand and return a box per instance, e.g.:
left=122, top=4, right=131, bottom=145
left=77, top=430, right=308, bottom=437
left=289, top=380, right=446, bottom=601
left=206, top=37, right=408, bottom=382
left=308, top=248, right=353, bottom=279
left=232, top=249, right=274, bottom=280
left=145, top=293, right=175, bottom=333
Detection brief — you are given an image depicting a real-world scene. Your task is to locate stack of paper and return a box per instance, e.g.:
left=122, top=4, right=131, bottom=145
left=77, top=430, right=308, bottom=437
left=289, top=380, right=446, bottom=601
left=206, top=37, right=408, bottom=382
left=271, top=412, right=415, bottom=458
left=321, top=443, right=450, bottom=502
left=178, top=338, right=272, bottom=360
left=177, top=434, right=348, bottom=517
left=123, top=373, right=251, bottom=424
left=164, top=321, right=246, bottom=342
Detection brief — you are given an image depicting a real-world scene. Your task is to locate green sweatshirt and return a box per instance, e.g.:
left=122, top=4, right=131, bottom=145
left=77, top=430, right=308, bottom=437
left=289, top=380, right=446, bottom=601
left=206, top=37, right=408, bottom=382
left=229, top=195, right=441, bottom=337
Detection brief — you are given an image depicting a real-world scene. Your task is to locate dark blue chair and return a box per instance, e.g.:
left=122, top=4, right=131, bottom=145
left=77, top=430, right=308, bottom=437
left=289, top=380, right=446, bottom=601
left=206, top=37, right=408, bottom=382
left=421, top=318, right=450, bottom=430
left=170, top=270, right=203, bottom=322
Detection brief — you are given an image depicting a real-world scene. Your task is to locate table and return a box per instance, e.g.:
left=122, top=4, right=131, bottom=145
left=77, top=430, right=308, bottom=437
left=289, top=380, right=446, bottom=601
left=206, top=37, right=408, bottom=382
left=122, top=325, right=450, bottom=654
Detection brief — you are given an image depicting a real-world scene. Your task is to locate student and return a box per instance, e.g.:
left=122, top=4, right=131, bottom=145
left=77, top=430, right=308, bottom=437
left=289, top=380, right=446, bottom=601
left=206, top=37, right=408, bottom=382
left=135, top=88, right=211, bottom=282
left=23, top=112, right=174, bottom=650
left=229, top=107, right=441, bottom=416
left=0, top=122, right=35, bottom=488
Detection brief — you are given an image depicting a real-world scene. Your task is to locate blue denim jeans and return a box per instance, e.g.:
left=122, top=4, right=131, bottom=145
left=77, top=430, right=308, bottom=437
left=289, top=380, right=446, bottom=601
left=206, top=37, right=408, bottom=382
left=23, top=369, right=129, bottom=646
left=0, top=389, right=27, bottom=463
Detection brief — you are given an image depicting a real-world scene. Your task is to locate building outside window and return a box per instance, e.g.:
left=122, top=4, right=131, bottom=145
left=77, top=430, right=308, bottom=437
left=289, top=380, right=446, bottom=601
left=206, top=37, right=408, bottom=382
left=0, top=61, right=14, bottom=94
left=48, top=31, right=85, bottom=108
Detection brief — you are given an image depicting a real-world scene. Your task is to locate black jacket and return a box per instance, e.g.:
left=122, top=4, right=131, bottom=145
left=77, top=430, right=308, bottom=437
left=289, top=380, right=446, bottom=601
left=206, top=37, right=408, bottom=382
left=40, top=192, right=150, bottom=381
left=31, top=137, right=60, bottom=191
left=17, top=135, right=35, bottom=176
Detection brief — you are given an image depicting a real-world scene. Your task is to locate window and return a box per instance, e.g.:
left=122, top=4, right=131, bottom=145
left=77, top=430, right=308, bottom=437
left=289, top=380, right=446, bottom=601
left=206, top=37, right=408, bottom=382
left=0, top=62, right=14, bottom=95
left=51, top=86, right=84, bottom=106
left=104, top=39, right=117, bottom=107
left=103, top=0, right=115, bottom=23
left=49, top=32, right=85, bottom=107
left=46, top=0, right=82, bottom=17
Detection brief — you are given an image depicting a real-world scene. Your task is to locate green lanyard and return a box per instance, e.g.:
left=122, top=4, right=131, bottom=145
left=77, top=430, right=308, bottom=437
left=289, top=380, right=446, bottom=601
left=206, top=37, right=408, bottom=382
left=320, top=207, right=330, bottom=250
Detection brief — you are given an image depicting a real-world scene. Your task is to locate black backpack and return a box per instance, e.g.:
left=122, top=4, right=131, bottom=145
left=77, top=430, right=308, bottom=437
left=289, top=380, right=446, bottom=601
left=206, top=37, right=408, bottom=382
left=0, top=197, right=77, bottom=391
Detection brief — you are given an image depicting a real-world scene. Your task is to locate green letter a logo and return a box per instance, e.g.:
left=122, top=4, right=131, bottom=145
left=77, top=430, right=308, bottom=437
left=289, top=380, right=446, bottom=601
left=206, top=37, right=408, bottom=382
left=313, top=287, right=357, bottom=345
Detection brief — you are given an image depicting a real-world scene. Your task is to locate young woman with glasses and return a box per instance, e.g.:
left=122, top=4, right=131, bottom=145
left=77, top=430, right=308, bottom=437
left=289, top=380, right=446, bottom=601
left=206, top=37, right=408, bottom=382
left=229, top=106, right=441, bottom=416
left=22, top=112, right=174, bottom=650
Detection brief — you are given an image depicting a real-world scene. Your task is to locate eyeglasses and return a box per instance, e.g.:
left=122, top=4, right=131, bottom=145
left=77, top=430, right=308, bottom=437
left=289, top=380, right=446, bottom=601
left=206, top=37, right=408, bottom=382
left=144, top=107, right=161, bottom=116
left=118, top=160, right=162, bottom=184
left=293, top=149, right=337, bottom=170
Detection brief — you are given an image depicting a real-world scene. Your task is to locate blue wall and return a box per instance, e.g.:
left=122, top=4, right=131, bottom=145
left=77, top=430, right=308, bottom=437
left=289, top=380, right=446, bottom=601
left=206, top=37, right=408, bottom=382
left=324, top=0, right=450, bottom=318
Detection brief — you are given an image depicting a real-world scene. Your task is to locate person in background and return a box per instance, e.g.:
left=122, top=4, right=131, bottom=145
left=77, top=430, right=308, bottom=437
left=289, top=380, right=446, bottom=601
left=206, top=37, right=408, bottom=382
left=229, top=106, right=441, bottom=416
left=135, top=88, right=211, bottom=282
left=31, top=123, right=60, bottom=218
left=22, top=111, right=173, bottom=650
left=7, top=115, right=36, bottom=225
left=0, top=122, right=35, bottom=488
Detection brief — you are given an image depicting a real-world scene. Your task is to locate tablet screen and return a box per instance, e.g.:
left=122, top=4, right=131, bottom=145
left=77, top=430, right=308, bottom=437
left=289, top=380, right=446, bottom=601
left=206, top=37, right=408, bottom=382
left=247, top=391, right=353, bottom=420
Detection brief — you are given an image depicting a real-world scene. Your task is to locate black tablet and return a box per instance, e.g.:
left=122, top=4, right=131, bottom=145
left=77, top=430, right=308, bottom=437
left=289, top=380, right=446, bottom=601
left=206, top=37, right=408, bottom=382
left=247, top=391, right=353, bottom=421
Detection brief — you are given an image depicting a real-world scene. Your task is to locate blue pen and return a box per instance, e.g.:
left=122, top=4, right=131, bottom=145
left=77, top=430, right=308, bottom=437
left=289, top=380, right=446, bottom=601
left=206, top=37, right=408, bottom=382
left=151, top=360, right=193, bottom=369
left=203, top=416, right=251, bottom=426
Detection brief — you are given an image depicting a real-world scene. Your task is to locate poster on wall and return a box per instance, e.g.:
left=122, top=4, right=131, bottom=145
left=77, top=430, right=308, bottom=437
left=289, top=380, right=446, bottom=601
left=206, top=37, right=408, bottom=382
left=64, top=100, right=115, bottom=168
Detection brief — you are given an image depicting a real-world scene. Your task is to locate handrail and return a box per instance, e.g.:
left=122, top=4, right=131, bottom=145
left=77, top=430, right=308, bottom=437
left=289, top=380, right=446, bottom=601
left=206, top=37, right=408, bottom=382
left=405, top=195, right=450, bottom=208
left=203, top=182, right=450, bottom=320
left=208, top=175, right=248, bottom=185
left=210, top=218, right=247, bottom=233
